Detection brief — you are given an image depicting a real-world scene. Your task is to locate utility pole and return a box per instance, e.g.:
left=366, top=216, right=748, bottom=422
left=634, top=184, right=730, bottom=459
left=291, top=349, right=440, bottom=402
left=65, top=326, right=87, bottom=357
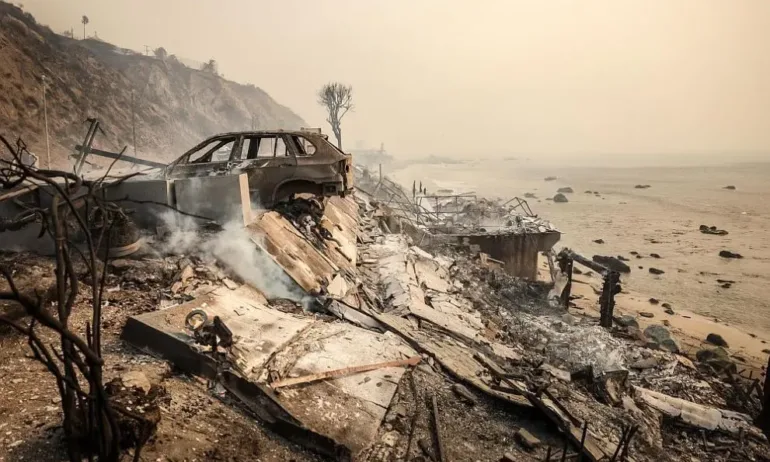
left=42, top=74, right=50, bottom=168
left=131, top=89, right=137, bottom=156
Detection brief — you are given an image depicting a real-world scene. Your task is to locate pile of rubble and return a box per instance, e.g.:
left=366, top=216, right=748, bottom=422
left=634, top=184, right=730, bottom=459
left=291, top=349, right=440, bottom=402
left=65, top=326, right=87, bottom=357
left=2, top=168, right=769, bottom=461
left=353, top=191, right=770, bottom=461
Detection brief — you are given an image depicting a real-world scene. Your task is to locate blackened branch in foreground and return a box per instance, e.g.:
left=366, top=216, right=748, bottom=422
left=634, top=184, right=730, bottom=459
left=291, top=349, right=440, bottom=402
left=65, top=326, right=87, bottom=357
left=0, top=134, right=155, bottom=462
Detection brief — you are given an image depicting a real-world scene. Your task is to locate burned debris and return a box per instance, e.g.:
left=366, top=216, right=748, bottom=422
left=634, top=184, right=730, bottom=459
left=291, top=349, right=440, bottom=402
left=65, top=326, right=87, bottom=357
left=2, top=138, right=769, bottom=462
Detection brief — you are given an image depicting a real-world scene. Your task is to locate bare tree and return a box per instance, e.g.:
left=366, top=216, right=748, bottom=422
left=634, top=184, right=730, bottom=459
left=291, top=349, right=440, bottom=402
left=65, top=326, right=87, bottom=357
left=81, top=15, right=89, bottom=39
left=317, top=82, right=354, bottom=150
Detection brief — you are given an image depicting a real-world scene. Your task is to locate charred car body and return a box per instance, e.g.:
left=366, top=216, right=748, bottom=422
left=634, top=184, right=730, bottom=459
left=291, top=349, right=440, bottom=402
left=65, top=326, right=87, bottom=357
left=0, top=128, right=354, bottom=255
left=165, top=130, right=354, bottom=207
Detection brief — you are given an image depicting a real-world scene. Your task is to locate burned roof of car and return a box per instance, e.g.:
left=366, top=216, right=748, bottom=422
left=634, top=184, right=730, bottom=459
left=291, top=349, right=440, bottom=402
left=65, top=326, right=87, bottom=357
left=202, top=130, right=329, bottom=139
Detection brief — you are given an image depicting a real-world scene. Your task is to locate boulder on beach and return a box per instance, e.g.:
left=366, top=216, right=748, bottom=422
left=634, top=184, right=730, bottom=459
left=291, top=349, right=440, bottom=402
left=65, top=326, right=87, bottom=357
left=553, top=193, right=569, bottom=203
left=524, top=192, right=537, bottom=198
left=617, top=255, right=629, bottom=262
left=644, top=325, right=679, bottom=353
left=719, top=250, right=743, bottom=259
left=544, top=176, right=557, bottom=181
left=650, top=253, right=661, bottom=259
left=648, top=298, right=659, bottom=305
left=634, top=184, right=651, bottom=189
left=649, top=267, right=665, bottom=275
left=640, top=312, right=655, bottom=318
left=706, top=333, right=729, bottom=348
left=557, top=187, right=574, bottom=194
left=723, top=185, right=736, bottom=190
left=630, top=251, right=638, bottom=255
left=593, top=239, right=605, bottom=244
left=615, top=315, right=639, bottom=329
left=696, top=346, right=735, bottom=372
left=592, top=255, right=631, bottom=273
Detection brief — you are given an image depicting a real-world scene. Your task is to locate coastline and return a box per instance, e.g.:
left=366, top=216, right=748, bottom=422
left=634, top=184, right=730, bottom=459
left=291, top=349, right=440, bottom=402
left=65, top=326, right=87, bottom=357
left=538, top=256, right=770, bottom=373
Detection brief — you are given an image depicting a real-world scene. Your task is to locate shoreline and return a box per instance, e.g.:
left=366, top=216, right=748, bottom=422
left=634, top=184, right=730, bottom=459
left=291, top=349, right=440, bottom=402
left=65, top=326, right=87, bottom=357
left=387, top=161, right=770, bottom=339
left=538, top=256, right=770, bottom=373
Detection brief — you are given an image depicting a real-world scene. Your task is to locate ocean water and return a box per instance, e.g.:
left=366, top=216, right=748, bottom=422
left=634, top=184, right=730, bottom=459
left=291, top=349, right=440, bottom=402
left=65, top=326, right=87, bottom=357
left=389, top=160, right=770, bottom=335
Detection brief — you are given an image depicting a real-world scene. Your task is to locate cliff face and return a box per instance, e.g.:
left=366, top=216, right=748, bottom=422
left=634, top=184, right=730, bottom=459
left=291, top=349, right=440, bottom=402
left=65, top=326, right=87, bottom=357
left=0, top=2, right=306, bottom=167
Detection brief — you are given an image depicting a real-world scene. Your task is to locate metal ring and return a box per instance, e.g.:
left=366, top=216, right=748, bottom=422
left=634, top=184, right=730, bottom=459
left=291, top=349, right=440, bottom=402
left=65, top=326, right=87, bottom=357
left=184, top=309, right=208, bottom=332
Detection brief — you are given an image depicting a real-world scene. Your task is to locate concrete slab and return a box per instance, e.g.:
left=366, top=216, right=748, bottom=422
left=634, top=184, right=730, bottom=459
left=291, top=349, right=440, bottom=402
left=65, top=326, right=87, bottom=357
left=269, top=323, right=415, bottom=454
left=123, top=286, right=415, bottom=457
left=123, top=286, right=313, bottom=377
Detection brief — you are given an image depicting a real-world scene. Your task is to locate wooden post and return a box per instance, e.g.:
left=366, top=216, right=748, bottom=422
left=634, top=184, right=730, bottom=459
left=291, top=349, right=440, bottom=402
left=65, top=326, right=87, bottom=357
left=600, top=271, right=620, bottom=328
left=756, top=356, right=770, bottom=439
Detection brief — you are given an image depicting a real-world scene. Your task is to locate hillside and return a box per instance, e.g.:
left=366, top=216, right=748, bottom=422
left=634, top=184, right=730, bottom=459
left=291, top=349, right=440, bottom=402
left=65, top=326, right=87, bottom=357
left=0, top=2, right=306, bottom=168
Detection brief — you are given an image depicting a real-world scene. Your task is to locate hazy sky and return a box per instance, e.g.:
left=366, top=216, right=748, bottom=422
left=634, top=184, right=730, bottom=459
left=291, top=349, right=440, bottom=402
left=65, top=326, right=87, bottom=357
left=23, top=0, right=770, bottom=162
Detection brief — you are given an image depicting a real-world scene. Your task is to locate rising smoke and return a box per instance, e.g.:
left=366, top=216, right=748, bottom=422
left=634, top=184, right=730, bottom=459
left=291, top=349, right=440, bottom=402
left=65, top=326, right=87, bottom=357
left=154, top=208, right=309, bottom=304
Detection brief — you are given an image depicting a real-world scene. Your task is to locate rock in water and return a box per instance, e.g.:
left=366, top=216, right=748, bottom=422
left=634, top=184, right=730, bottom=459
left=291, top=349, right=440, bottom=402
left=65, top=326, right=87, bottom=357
left=544, top=176, right=557, bottom=181
left=719, top=250, right=743, bottom=259
left=650, top=253, right=662, bottom=259
left=634, top=184, right=651, bottom=189
left=592, top=255, right=631, bottom=273
left=649, top=267, right=665, bottom=275
left=553, top=193, right=569, bottom=203
left=557, top=186, right=574, bottom=194
left=706, top=333, right=729, bottom=348
left=593, top=239, right=605, bottom=244
left=640, top=312, right=655, bottom=318
left=723, top=185, right=736, bottom=190
left=648, top=298, right=659, bottom=305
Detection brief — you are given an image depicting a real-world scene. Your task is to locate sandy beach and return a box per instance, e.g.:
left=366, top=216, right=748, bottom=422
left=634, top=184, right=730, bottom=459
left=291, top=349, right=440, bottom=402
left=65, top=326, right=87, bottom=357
left=390, top=160, right=770, bottom=369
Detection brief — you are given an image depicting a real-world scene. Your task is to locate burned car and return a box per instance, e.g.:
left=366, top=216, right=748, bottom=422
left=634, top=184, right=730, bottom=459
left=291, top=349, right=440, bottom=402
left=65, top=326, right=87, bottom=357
left=164, top=130, right=353, bottom=207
